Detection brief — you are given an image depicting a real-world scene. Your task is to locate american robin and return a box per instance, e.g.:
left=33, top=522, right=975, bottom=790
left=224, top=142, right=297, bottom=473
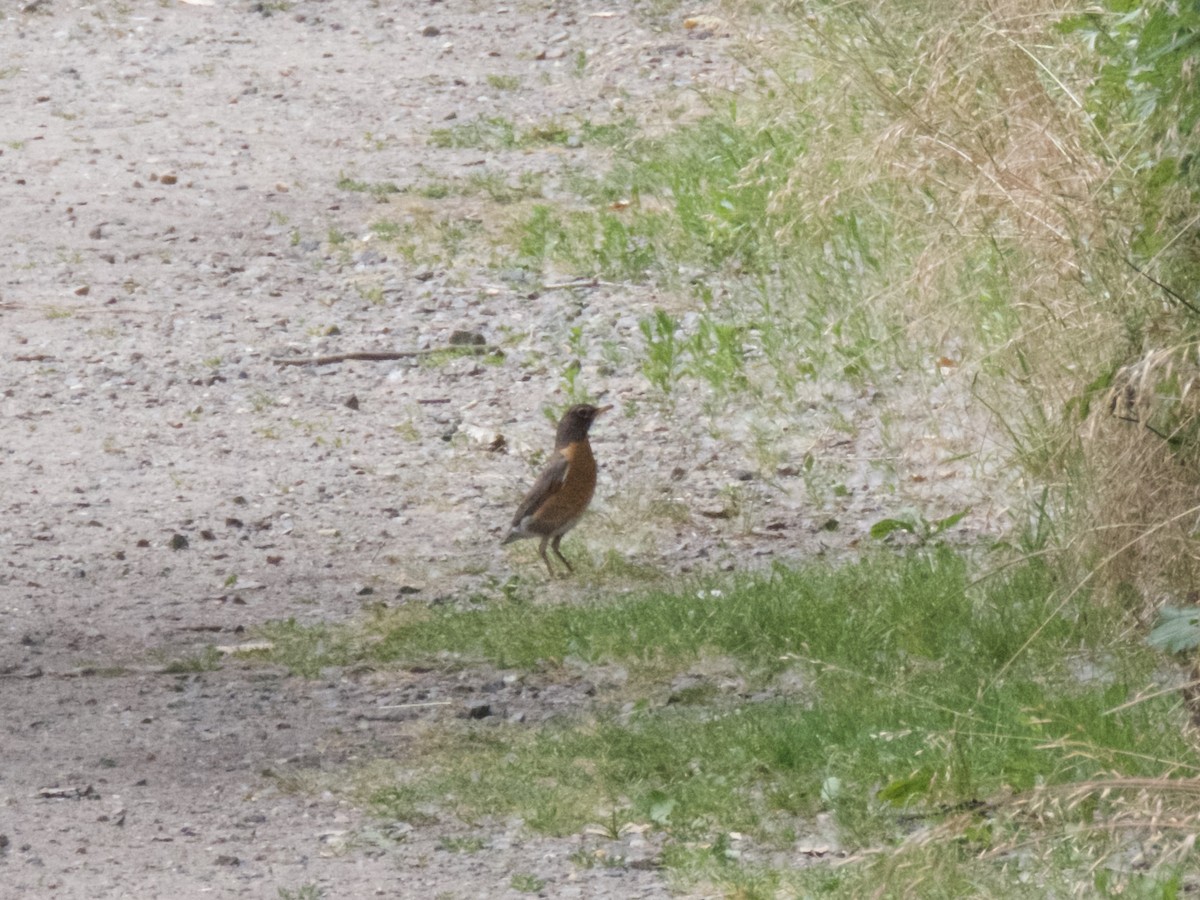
left=502, top=403, right=612, bottom=575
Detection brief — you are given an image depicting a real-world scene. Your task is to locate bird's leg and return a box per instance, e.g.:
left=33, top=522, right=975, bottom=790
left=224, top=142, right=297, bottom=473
left=538, top=536, right=557, bottom=577
left=550, top=534, right=574, bottom=574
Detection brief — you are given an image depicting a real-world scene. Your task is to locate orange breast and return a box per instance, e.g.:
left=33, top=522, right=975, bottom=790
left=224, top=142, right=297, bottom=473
left=533, top=440, right=597, bottom=535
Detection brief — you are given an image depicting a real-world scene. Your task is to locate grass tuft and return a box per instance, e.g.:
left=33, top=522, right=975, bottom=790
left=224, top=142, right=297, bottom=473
left=262, top=549, right=1199, bottom=892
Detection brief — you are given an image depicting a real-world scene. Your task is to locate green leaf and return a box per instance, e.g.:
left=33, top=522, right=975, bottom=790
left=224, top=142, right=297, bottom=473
left=877, top=769, right=933, bottom=805
left=1147, top=606, right=1200, bottom=653
left=870, top=518, right=917, bottom=539
left=930, top=508, right=970, bottom=536
left=648, top=792, right=676, bottom=825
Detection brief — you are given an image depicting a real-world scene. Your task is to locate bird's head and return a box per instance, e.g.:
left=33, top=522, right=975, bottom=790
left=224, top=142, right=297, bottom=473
left=555, top=403, right=613, bottom=446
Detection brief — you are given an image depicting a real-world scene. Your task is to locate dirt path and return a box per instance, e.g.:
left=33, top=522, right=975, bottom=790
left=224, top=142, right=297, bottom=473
left=0, top=1, right=1001, bottom=896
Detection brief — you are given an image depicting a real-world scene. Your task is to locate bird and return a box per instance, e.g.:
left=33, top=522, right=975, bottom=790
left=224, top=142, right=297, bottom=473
left=502, top=403, right=612, bottom=576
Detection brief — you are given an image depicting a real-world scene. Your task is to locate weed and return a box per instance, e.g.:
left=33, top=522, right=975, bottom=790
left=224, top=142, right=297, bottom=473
left=428, top=115, right=633, bottom=152
left=485, top=74, right=520, bottom=91
left=470, top=171, right=544, bottom=204
left=869, top=507, right=970, bottom=544
left=429, top=116, right=517, bottom=151
left=638, top=309, right=682, bottom=395
left=419, top=346, right=504, bottom=368
left=336, top=174, right=400, bottom=201
left=515, top=204, right=568, bottom=266
left=253, top=0, right=293, bottom=15
left=570, top=847, right=625, bottom=869
left=355, top=283, right=385, bottom=305
left=160, top=646, right=221, bottom=674
left=437, top=835, right=487, bottom=853
left=1148, top=606, right=1200, bottom=654
left=249, top=391, right=276, bottom=412
left=361, top=130, right=389, bottom=151
left=417, top=182, right=451, bottom=200
left=510, top=873, right=545, bottom=893
left=369, top=220, right=403, bottom=240
left=277, top=885, right=323, bottom=900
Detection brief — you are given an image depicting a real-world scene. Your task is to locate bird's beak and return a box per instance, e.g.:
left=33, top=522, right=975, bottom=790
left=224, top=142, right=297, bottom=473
left=595, top=404, right=614, bottom=415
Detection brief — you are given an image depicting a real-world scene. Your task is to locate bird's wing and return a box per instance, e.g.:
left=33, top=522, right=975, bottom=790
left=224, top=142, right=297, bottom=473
left=511, top=451, right=571, bottom=526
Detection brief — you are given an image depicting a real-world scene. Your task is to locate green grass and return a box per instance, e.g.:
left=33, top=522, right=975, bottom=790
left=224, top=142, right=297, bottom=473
left=335, top=173, right=400, bottom=200
left=418, top=346, right=505, bottom=368
left=159, top=646, right=222, bottom=673
left=437, top=835, right=487, bottom=853
left=429, top=116, right=518, bottom=151
left=486, top=74, right=521, bottom=91
left=261, top=550, right=1198, bottom=893
left=510, top=873, right=545, bottom=893
left=428, top=115, right=635, bottom=152
left=501, top=104, right=919, bottom=405
left=409, top=171, right=545, bottom=205
left=277, top=885, right=323, bottom=900
left=511, top=112, right=817, bottom=280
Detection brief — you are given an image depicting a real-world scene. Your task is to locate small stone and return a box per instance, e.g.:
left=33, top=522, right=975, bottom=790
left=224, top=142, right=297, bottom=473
left=465, top=702, right=492, bottom=719
left=421, top=24, right=441, bottom=37
left=344, top=394, right=360, bottom=410
left=448, top=329, right=485, bottom=346
left=73, top=285, right=90, bottom=296
left=159, top=173, right=178, bottom=185
left=168, top=534, right=188, bottom=551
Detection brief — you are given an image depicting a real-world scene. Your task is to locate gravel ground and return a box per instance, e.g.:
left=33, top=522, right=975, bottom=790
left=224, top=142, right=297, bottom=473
left=0, top=1, right=1008, bottom=896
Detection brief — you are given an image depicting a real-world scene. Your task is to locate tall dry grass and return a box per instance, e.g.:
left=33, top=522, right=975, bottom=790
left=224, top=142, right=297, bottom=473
left=744, top=0, right=1200, bottom=602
